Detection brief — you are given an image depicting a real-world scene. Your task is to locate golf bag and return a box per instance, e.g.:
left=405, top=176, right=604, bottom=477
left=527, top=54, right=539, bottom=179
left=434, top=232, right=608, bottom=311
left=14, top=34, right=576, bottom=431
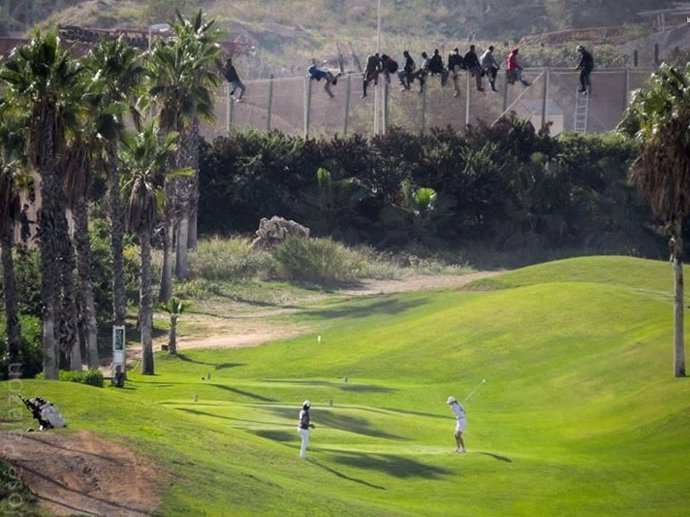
left=18, top=395, right=67, bottom=431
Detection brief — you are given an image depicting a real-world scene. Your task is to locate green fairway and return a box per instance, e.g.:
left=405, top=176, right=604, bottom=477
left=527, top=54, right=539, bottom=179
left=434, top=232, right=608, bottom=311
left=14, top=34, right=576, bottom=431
left=2, top=256, right=690, bottom=516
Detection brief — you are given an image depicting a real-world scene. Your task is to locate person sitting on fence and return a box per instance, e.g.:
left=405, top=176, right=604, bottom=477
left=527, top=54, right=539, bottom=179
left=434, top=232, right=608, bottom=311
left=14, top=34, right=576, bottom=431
left=575, top=45, right=594, bottom=94
left=362, top=52, right=382, bottom=98
left=428, top=48, right=448, bottom=86
left=308, top=60, right=342, bottom=99
left=464, top=44, right=484, bottom=91
left=380, top=54, right=399, bottom=84
left=222, top=57, right=246, bottom=102
left=411, top=51, right=430, bottom=94
left=447, top=48, right=465, bottom=97
left=506, top=47, right=530, bottom=87
left=480, top=45, right=500, bottom=92
left=398, top=50, right=416, bottom=90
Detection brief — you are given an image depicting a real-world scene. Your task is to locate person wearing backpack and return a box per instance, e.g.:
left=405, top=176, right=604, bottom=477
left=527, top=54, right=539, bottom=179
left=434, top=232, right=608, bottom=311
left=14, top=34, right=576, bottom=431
left=380, top=54, right=399, bottom=84
left=298, top=400, right=315, bottom=459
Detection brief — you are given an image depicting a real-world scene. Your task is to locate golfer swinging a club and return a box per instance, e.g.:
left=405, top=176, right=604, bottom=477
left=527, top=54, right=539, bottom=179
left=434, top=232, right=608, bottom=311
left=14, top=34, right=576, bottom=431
left=447, top=396, right=467, bottom=453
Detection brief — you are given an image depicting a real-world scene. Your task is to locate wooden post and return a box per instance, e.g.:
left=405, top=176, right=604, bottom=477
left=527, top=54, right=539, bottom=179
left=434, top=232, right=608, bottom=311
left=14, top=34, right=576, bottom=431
left=633, top=50, right=639, bottom=67
left=654, top=43, right=660, bottom=65
left=267, top=74, right=274, bottom=131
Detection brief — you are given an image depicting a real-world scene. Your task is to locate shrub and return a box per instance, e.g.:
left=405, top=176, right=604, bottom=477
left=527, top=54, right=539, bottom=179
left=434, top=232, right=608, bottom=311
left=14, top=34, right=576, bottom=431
left=272, top=236, right=366, bottom=283
left=189, top=236, right=273, bottom=281
left=58, top=369, right=104, bottom=388
left=0, top=315, right=43, bottom=380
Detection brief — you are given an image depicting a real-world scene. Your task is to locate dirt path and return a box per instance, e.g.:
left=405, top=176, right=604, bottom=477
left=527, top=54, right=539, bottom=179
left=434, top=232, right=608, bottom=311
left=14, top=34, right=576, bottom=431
left=0, top=430, right=161, bottom=516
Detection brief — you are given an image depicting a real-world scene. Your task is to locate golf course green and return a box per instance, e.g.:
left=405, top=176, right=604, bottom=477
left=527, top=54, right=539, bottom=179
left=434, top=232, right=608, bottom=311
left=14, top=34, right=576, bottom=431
left=2, top=256, right=689, bottom=516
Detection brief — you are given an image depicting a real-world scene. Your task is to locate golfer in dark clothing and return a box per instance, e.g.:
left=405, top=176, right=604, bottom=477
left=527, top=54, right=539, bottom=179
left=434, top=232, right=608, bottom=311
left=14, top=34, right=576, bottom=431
left=576, top=45, right=594, bottom=94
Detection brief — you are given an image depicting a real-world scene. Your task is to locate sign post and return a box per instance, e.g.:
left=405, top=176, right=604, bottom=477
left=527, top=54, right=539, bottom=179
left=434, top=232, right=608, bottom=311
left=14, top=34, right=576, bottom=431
left=112, top=325, right=126, bottom=370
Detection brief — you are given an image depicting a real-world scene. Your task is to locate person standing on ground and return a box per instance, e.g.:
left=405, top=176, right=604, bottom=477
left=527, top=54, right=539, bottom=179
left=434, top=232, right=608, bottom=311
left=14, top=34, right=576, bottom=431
left=362, top=52, right=382, bottom=98
left=575, top=45, right=594, bottom=94
left=298, top=400, right=315, bottom=459
left=506, top=47, right=530, bottom=86
left=464, top=44, right=484, bottom=91
left=222, top=57, right=246, bottom=102
left=480, top=45, right=500, bottom=92
left=447, top=48, right=465, bottom=97
left=447, top=396, right=467, bottom=453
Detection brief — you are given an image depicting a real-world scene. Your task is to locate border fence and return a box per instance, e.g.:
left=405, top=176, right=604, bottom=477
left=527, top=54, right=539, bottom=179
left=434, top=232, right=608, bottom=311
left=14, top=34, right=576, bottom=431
left=204, top=66, right=656, bottom=140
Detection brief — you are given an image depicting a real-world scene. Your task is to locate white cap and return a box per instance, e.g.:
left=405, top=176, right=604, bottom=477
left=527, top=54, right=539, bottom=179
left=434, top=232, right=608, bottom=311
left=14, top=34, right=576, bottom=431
left=303, top=400, right=311, bottom=408
left=447, top=396, right=457, bottom=405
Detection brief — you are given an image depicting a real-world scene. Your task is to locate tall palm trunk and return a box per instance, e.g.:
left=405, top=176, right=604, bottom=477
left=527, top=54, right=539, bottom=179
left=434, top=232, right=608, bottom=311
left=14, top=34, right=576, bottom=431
left=73, top=197, right=99, bottom=368
left=671, top=219, right=686, bottom=377
left=1, top=220, right=22, bottom=374
left=106, top=145, right=127, bottom=327
left=175, top=119, right=200, bottom=277
left=33, top=103, right=61, bottom=379
left=159, top=208, right=174, bottom=303
left=140, top=226, right=155, bottom=375
left=168, top=313, right=178, bottom=355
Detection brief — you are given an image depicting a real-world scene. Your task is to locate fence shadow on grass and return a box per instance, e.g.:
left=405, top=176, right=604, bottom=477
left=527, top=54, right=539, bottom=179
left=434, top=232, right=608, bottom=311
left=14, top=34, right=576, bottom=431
left=266, top=406, right=403, bottom=440
left=308, top=458, right=386, bottom=490
left=324, top=449, right=451, bottom=479
left=304, top=297, right=428, bottom=320
left=252, top=429, right=297, bottom=442
left=262, top=379, right=398, bottom=394
left=176, top=353, right=245, bottom=370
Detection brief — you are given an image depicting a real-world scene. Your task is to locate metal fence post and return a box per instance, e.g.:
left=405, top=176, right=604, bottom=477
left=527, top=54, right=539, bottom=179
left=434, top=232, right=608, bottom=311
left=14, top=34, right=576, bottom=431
left=344, top=74, right=351, bottom=135
left=267, top=74, right=274, bottom=131
left=465, top=71, right=471, bottom=128
left=382, top=80, right=389, bottom=135
left=421, top=81, right=428, bottom=134
left=624, top=67, right=630, bottom=110
left=541, top=68, right=549, bottom=130
left=225, top=82, right=231, bottom=134
left=304, top=75, right=312, bottom=137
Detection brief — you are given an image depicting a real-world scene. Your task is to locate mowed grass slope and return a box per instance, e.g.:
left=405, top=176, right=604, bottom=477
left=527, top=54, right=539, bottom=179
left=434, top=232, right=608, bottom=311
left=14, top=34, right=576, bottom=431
left=2, top=256, right=689, bottom=516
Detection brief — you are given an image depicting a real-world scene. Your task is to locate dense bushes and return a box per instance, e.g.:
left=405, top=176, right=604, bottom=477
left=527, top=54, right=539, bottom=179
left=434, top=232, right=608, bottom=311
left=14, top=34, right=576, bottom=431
left=199, top=118, right=665, bottom=266
left=58, top=369, right=104, bottom=387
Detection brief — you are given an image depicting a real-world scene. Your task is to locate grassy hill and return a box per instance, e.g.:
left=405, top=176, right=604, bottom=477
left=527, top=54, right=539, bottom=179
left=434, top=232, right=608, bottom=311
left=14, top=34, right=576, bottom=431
left=2, top=256, right=689, bottom=515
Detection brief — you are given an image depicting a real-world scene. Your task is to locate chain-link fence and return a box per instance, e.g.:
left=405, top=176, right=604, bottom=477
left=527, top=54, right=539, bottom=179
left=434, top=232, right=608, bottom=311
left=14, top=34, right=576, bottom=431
left=203, top=67, right=656, bottom=139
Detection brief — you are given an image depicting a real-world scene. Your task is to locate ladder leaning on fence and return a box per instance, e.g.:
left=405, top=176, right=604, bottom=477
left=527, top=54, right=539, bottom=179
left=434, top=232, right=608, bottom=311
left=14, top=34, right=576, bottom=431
left=573, top=90, right=589, bottom=133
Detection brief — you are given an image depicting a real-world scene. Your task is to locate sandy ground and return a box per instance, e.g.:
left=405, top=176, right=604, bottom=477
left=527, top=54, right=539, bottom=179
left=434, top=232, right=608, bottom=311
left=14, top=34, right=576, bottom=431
left=0, top=430, right=160, bottom=516
left=1, top=272, right=497, bottom=516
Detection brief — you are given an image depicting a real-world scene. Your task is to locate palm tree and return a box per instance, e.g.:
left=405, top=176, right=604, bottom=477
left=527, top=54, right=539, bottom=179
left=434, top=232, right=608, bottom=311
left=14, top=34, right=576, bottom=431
left=121, top=122, right=189, bottom=375
left=159, top=296, right=190, bottom=355
left=84, top=37, right=145, bottom=341
left=620, top=63, right=690, bottom=378
left=146, top=9, right=222, bottom=293
left=1, top=29, right=85, bottom=378
left=0, top=98, right=28, bottom=372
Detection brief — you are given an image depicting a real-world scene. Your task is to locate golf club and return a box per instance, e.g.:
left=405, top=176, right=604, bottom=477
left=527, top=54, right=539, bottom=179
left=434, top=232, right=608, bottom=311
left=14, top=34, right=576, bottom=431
left=462, top=379, right=486, bottom=404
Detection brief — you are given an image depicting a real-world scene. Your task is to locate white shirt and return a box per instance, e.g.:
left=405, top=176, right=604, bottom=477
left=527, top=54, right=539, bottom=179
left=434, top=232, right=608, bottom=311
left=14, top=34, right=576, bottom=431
left=450, top=402, right=466, bottom=420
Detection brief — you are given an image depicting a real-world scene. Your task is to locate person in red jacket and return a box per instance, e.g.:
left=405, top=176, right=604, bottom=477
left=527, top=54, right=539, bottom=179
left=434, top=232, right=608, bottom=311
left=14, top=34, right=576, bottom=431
left=506, top=48, right=530, bottom=87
